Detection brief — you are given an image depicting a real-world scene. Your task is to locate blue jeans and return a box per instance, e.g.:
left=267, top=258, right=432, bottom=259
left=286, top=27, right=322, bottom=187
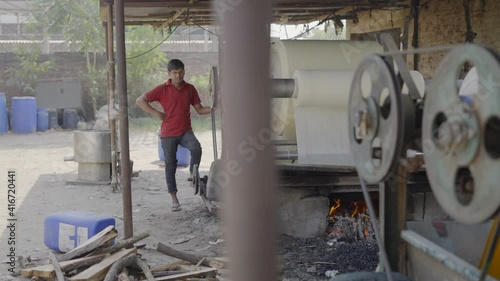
left=160, top=130, right=202, bottom=193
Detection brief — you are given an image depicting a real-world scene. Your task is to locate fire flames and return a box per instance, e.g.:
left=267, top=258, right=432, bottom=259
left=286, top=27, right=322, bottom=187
left=329, top=200, right=368, bottom=218
left=327, top=199, right=373, bottom=240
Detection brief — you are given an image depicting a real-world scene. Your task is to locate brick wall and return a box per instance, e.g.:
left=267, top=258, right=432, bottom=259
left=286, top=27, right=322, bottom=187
left=347, top=0, right=500, bottom=79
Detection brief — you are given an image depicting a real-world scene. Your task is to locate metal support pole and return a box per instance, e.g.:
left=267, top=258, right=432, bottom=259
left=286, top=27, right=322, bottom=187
left=382, top=163, right=408, bottom=273
left=105, top=1, right=118, bottom=192
left=412, top=0, right=419, bottom=70
left=220, top=0, right=277, bottom=280
left=115, top=0, right=133, bottom=239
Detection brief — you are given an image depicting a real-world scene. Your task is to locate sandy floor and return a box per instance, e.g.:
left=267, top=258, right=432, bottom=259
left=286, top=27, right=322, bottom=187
left=0, top=128, right=224, bottom=279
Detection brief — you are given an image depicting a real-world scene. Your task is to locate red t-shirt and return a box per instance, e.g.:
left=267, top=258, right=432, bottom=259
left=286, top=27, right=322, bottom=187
left=145, top=79, right=201, bottom=137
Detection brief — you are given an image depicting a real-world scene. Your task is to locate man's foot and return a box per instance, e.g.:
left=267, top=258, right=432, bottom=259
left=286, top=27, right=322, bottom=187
left=171, top=204, right=182, bottom=212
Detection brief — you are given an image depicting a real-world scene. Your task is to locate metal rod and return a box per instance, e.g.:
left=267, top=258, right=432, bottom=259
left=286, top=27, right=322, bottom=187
left=106, top=1, right=118, bottom=192
left=359, top=177, right=394, bottom=281
left=479, top=212, right=500, bottom=281
left=115, top=0, right=133, bottom=239
left=272, top=79, right=295, bottom=98
left=275, top=151, right=298, bottom=160
left=272, top=140, right=297, bottom=146
left=211, top=108, right=218, bottom=161
left=221, top=0, right=277, bottom=280
left=412, top=0, right=419, bottom=70
left=377, top=44, right=455, bottom=57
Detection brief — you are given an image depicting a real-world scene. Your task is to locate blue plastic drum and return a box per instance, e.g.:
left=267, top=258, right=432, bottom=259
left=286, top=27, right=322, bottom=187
left=11, top=97, right=37, bottom=134
left=37, top=107, right=49, bottom=132
left=158, top=132, right=191, bottom=165
left=63, top=108, right=79, bottom=129
left=0, top=93, right=8, bottom=133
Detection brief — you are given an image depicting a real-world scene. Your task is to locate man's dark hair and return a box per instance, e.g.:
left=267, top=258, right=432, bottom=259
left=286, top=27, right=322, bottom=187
left=167, top=59, right=185, bottom=72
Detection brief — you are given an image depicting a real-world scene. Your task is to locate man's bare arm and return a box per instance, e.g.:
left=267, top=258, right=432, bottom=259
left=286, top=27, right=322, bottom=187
left=193, top=103, right=211, bottom=115
left=136, top=94, right=165, bottom=121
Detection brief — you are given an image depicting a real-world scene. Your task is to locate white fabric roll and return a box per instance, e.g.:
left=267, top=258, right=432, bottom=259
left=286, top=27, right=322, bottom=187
left=270, top=40, right=383, bottom=139
left=291, top=69, right=425, bottom=166
left=292, top=70, right=355, bottom=109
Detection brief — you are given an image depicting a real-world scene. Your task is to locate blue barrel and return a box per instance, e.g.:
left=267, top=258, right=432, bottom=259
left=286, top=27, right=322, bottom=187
left=63, top=108, right=79, bottom=129
left=12, top=97, right=37, bottom=134
left=44, top=211, right=115, bottom=252
left=158, top=133, right=191, bottom=165
left=177, top=145, right=191, bottom=166
left=0, top=93, right=8, bottom=133
left=48, top=109, right=58, bottom=129
left=37, top=107, right=49, bottom=132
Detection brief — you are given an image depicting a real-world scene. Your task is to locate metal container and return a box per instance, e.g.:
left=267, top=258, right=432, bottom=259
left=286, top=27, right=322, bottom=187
left=74, top=130, right=111, bottom=182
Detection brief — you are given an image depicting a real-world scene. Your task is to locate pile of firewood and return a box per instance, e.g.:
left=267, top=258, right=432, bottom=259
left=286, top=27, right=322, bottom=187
left=20, top=226, right=227, bottom=281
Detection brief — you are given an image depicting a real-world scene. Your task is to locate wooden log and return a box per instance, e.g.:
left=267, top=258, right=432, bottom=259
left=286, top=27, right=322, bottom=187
left=58, top=226, right=118, bottom=262
left=153, top=267, right=217, bottom=281
left=61, top=254, right=108, bottom=273
left=156, top=243, right=223, bottom=269
left=150, top=261, right=190, bottom=272
left=68, top=248, right=137, bottom=281
left=134, top=257, right=155, bottom=281
left=21, top=255, right=108, bottom=278
left=98, top=232, right=150, bottom=255
left=152, top=270, right=190, bottom=278
left=48, top=252, right=65, bottom=281
left=103, top=255, right=137, bottom=281
left=118, top=268, right=130, bottom=281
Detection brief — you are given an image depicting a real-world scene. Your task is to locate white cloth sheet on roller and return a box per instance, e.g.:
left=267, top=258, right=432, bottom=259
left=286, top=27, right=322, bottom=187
left=270, top=40, right=384, bottom=140
left=292, top=69, right=425, bottom=166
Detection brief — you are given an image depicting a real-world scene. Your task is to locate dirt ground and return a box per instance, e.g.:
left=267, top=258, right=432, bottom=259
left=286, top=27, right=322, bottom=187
left=0, top=127, right=379, bottom=281
left=0, top=128, right=224, bottom=280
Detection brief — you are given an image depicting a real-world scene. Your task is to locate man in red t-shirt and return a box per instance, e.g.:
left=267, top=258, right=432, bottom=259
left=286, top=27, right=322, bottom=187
left=136, top=59, right=211, bottom=211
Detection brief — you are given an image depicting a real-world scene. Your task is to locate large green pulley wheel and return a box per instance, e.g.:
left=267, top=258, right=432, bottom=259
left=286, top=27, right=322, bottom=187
left=348, top=55, right=404, bottom=183
left=423, top=45, right=500, bottom=224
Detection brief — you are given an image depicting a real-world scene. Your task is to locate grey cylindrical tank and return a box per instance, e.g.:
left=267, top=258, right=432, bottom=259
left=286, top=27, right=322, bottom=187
left=74, top=130, right=111, bottom=182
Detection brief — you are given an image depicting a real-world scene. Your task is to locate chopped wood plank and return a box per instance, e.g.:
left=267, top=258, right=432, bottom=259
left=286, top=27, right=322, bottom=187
left=48, top=252, right=65, bottom=281
left=152, top=267, right=217, bottom=281
left=21, top=255, right=109, bottom=278
left=58, top=226, right=117, bottom=262
left=68, top=248, right=137, bottom=281
left=97, top=232, right=150, bottom=255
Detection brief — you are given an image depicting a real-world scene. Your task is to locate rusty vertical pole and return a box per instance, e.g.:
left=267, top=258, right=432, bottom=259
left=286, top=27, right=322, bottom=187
left=383, top=163, right=408, bottom=273
left=220, top=1, right=277, bottom=281
left=105, top=1, right=118, bottom=192
left=115, top=0, right=133, bottom=239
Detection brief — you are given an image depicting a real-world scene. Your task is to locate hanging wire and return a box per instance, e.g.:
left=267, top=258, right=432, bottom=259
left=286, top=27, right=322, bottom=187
left=191, top=22, right=220, bottom=37
left=126, top=26, right=179, bottom=60
left=289, top=12, right=335, bottom=40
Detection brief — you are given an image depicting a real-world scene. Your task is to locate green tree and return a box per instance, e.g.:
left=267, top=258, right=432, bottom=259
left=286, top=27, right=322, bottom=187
left=30, top=0, right=106, bottom=115
left=4, top=46, right=55, bottom=95
left=30, top=0, right=169, bottom=118
left=126, top=26, right=168, bottom=117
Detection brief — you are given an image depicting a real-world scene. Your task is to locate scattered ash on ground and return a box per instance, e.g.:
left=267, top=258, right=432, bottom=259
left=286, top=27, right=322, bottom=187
left=278, top=235, right=379, bottom=281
